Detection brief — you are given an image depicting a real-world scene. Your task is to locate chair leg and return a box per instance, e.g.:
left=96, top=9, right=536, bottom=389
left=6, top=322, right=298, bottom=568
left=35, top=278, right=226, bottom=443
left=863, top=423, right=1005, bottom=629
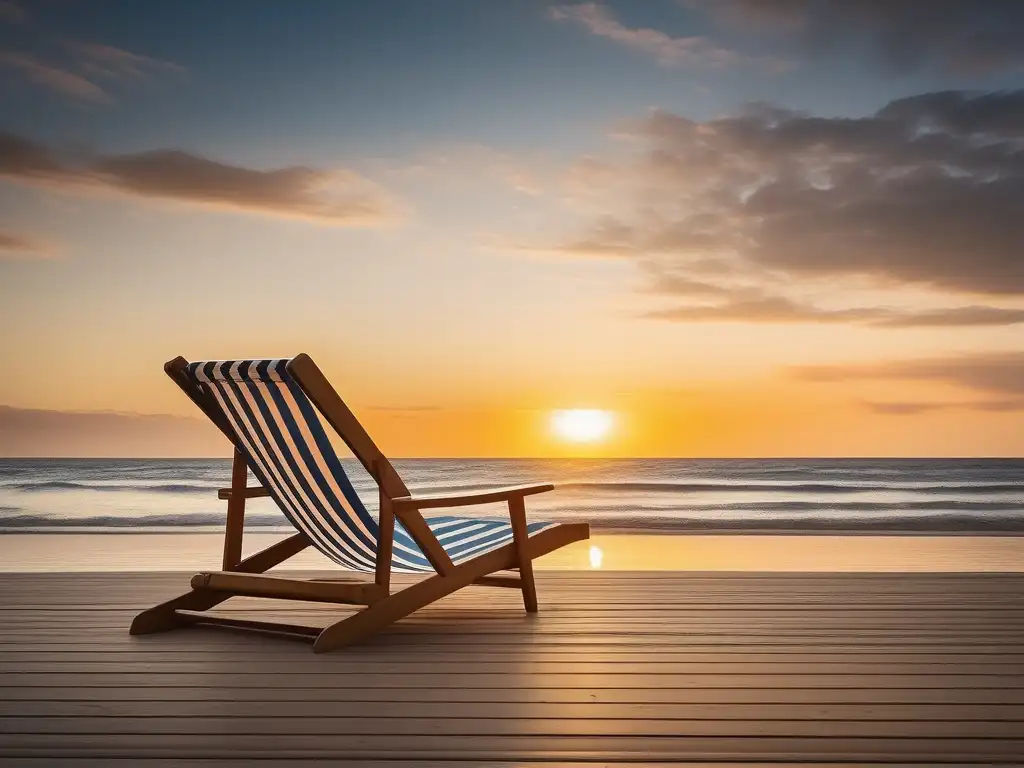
left=508, top=495, right=538, bottom=613
left=314, top=525, right=589, bottom=652
left=314, top=570, right=476, bottom=652
left=130, top=533, right=309, bottom=635
left=130, top=588, right=233, bottom=634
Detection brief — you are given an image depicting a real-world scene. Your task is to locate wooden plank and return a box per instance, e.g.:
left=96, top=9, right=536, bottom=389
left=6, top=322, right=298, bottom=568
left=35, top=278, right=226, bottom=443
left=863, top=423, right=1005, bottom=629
left=4, top=686, right=1024, bottom=704
left=6, top=762, right=964, bottom=768
left=4, top=715, right=1024, bottom=738
left=0, top=763, right=982, bottom=768
left=4, top=699, right=1024, bottom=721
left=6, top=672, right=1022, bottom=689
left=2, top=651, right=1024, bottom=663
left=5, top=650, right=1023, bottom=665
left=0, top=762, right=974, bottom=768
left=5, top=659, right=1024, bottom=675
left=1, top=733, right=1023, bottom=761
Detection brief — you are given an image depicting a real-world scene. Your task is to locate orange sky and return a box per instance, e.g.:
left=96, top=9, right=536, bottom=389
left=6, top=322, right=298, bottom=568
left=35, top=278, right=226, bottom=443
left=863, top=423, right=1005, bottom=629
left=2, top=1, right=1022, bottom=458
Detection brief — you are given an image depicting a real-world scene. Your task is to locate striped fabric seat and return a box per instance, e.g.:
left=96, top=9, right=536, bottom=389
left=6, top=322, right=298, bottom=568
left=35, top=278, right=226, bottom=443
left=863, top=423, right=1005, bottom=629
left=187, top=359, right=557, bottom=573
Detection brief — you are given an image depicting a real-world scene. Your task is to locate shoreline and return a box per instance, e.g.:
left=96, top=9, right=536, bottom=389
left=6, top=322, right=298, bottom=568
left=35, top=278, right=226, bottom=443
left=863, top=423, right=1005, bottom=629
left=4, top=527, right=1024, bottom=536
left=4, top=531, right=1024, bottom=572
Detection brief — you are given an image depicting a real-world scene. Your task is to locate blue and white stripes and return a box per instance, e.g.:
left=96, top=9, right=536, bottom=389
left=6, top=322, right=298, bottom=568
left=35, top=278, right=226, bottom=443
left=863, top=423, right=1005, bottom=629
left=186, top=359, right=555, bottom=574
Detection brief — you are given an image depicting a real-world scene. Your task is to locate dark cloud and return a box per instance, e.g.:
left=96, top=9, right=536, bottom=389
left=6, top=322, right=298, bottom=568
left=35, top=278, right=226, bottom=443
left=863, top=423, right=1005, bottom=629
left=0, top=229, right=51, bottom=258
left=0, top=132, right=66, bottom=178
left=551, top=90, right=1024, bottom=302
left=0, top=131, right=393, bottom=224
left=793, top=352, right=1024, bottom=396
left=702, top=0, right=1024, bottom=75
left=0, top=405, right=224, bottom=457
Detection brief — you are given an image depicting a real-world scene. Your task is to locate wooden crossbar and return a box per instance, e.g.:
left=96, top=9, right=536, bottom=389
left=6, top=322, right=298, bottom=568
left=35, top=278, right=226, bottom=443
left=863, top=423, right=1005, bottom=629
left=473, top=575, right=523, bottom=588
left=191, top=572, right=385, bottom=605
left=174, top=611, right=322, bottom=638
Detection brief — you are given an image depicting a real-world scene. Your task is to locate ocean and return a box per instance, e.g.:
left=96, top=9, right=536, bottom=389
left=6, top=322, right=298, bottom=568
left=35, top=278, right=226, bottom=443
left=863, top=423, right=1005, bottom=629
left=0, top=458, right=1021, bottom=534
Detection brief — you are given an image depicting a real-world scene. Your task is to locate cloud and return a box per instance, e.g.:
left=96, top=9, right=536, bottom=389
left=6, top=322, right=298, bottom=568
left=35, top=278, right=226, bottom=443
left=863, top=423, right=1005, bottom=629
left=0, top=405, right=224, bottom=458
left=65, top=42, right=185, bottom=81
left=861, top=401, right=948, bottom=416
left=862, top=399, right=1024, bottom=415
left=0, top=131, right=394, bottom=225
left=541, top=90, right=1024, bottom=301
left=793, top=352, right=1024, bottom=397
left=1, top=40, right=183, bottom=104
left=367, top=405, right=442, bottom=412
left=0, top=1, right=27, bottom=24
left=549, top=2, right=786, bottom=71
left=0, top=229, right=52, bottom=259
left=0, top=52, right=110, bottom=102
left=644, top=295, right=1024, bottom=327
left=700, top=0, right=1024, bottom=75
left=0, top=131, right=68, bottom=179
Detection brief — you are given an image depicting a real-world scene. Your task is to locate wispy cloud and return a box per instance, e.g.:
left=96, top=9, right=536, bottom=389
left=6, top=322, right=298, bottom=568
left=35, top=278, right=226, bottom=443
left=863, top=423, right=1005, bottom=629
left=549, top=2, right=787, bottom=71
left=793, top=352, right=1024, bottom=397
left=1, top=39, right=184, bottom=104
left=367, top=405, right=442, bottom=412
left=0, top=51, right=110, bottom=102
left=644, top=295, right=1024, bottom=328
left=0, top=131, right=396, bottom=225
left=0, top=228, right=53, bottom=259
left=862, top=399, right=1024, bottom=415
left=65, top=41, right=185, bottom=81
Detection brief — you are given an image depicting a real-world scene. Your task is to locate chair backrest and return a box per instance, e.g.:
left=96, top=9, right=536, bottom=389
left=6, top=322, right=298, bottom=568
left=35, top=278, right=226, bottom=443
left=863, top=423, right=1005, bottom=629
left=183, top=359, right=382, bottom=571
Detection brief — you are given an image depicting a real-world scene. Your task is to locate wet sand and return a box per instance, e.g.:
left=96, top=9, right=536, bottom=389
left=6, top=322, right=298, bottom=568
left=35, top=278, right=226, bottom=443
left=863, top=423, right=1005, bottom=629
left=2, top=531, right=1024, bottom=572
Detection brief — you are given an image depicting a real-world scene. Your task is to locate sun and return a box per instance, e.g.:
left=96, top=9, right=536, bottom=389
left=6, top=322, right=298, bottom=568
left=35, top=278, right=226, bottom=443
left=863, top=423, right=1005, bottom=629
left=551, top=409, right=614, bottom=443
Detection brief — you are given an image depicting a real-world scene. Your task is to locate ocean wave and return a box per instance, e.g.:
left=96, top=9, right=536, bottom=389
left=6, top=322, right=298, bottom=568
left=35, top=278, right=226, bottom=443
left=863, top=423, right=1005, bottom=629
left=6, top=481, right=217, bottom=494
left=588, top=514, right=1024, bottom=533
left=3, top=511, right=1024, bottom=533
left=0, top=512, right=289, bottom=528
left=555, top=481, right=1024, bottom=495
left=536, top=500, right=1024, bottom=514
left=7, top=478, right=1020, bottom=497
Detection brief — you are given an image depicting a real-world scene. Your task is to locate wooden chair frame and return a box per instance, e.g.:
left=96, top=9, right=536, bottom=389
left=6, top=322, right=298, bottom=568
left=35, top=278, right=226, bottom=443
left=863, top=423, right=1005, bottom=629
left=130, top=354, right=589, bottom=652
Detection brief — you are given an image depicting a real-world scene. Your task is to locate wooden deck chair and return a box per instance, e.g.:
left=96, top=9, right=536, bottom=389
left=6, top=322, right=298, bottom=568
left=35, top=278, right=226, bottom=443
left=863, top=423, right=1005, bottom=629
left=130, top=355, right=589, bottom=652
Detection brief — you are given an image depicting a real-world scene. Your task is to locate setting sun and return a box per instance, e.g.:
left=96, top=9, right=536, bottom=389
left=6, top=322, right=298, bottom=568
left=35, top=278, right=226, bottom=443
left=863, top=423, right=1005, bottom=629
left=551, top=409, right=614, bottom=443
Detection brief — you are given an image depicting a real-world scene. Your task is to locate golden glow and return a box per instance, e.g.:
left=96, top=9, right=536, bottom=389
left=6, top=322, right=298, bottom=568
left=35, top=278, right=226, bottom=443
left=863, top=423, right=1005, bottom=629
left=551, top=409, right=614, bottom=443
left=589, top=544, right=604, bottom=569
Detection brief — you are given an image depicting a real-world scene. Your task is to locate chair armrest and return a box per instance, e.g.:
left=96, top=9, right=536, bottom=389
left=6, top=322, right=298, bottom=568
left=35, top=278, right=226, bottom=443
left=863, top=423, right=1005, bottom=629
left=217, top=487, right=271, bottom=501
left=390, top=483, right=554, bottom=511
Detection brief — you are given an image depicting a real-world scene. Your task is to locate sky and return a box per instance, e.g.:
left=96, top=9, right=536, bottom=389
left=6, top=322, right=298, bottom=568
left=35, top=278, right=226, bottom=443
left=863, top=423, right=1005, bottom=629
left=1, top=0, right=1022, bottom=457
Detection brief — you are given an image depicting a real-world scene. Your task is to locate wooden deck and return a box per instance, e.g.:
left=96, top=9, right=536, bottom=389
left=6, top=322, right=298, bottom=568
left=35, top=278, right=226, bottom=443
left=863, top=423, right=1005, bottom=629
left=2, top=571, right=1024, bottom=765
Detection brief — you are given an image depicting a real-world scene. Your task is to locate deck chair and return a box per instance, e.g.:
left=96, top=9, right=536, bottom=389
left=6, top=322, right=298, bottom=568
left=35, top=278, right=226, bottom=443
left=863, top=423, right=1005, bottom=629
left=130, top=355, right=589, bottom=652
